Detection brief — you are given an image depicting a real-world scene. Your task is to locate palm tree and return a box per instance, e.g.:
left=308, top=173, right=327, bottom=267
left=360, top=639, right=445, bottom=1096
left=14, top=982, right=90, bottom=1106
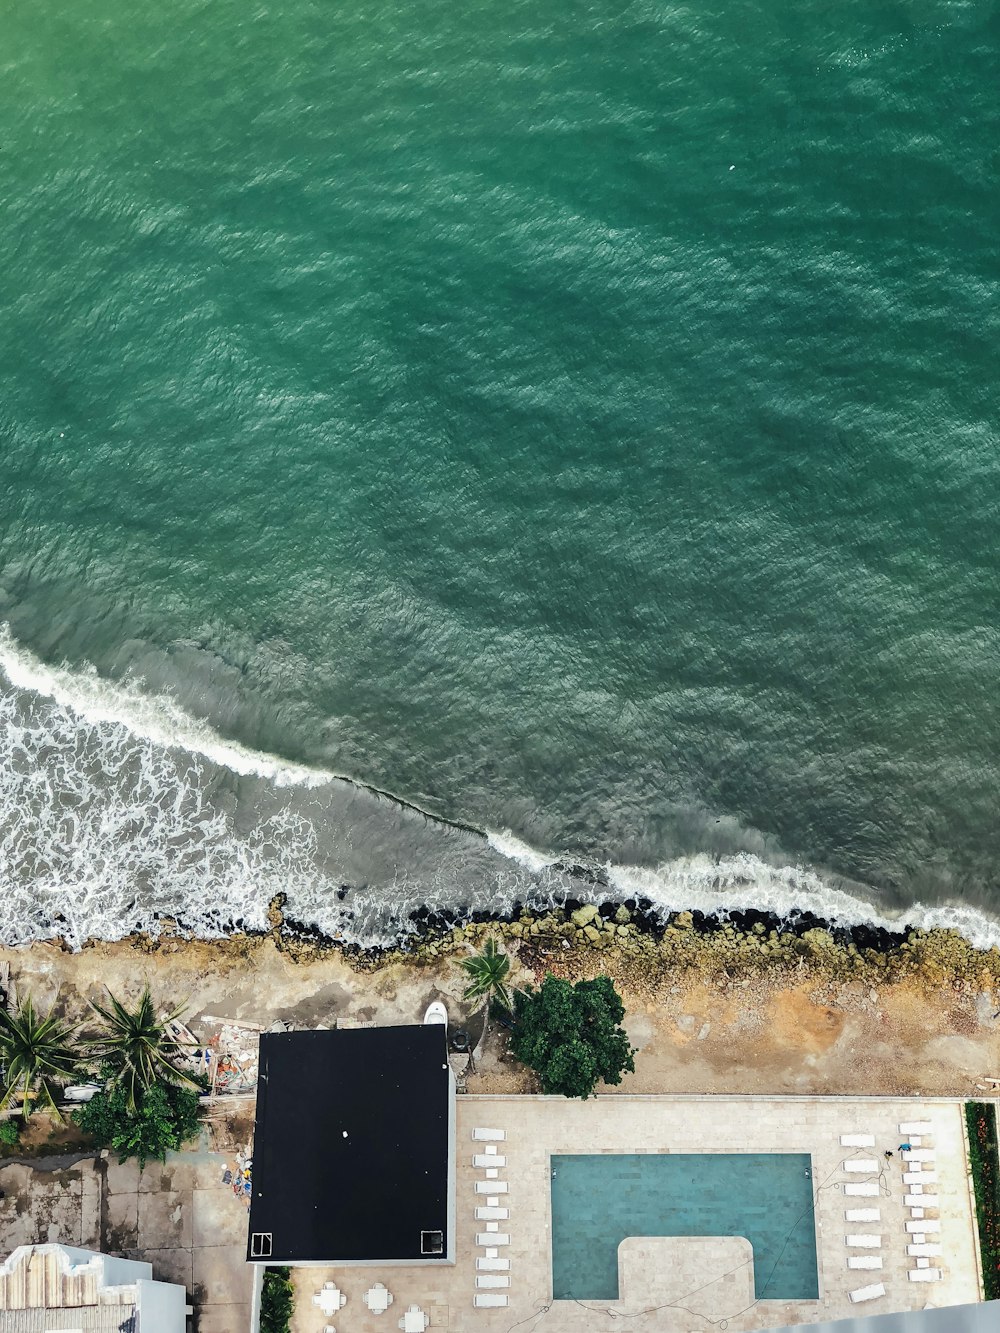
left=0, top=994, right=81, bottom=1120
left=88, top=985, right=200, bottom=1112
left=459, top=938, right=514, bottom=1016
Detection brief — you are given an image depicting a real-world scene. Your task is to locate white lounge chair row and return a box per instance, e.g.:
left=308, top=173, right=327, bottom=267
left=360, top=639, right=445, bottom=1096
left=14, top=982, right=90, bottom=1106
left=473, top=1127, right=511, bottom=1309
left=899, top=1123, right=943, bottom=1285
left=840, top=1134, right=885, bottom=1298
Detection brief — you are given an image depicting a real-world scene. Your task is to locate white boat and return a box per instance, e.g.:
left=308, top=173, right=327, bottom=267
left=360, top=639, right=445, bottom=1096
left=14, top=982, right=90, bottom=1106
left=423, top=1001, right=448, bottom=1026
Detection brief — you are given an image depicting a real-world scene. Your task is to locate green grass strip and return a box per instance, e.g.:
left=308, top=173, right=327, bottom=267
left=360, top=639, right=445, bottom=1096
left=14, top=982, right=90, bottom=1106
left=966, top=1100, right=1000, bottom=1298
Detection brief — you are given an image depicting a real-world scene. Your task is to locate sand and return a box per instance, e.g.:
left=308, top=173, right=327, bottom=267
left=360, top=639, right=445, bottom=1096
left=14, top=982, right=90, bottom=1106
left=3, top=931, right=999, bottom=1100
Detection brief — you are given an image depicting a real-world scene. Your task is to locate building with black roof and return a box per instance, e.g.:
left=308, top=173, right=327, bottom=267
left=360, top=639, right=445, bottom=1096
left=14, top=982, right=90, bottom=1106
left=246, top=1024, right=455, bottom=1267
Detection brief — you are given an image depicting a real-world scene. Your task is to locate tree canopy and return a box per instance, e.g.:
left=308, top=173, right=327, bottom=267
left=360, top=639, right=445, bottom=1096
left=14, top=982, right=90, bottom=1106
left=73, top=1079, right=202, bottom=1169
left=510, top=973, right=635, bottom=1098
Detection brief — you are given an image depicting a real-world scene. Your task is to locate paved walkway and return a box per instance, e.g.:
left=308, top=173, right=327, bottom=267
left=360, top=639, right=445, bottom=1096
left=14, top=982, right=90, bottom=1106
left=0, top=1145, right=252, bottom=1333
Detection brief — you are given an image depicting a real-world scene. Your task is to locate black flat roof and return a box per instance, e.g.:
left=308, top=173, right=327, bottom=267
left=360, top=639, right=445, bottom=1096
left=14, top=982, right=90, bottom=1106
left=247, top=1025, right=452, bottom=1264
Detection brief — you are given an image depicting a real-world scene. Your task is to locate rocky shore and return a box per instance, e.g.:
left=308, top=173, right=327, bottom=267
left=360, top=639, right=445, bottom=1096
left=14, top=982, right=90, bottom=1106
left=6, top=894, right=1000, bottom=1100
left=263, top=894, right=1000, bottom=995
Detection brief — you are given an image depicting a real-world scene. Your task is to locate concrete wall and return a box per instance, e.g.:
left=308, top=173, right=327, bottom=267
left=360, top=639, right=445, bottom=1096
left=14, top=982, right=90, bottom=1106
left=55, top=1245, right=153, bottom=1287
left=135, top=1276, right=188, bottom=1332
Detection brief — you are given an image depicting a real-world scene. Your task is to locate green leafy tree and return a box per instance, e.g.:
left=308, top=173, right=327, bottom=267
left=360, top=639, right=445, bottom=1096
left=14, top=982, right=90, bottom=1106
left=73, top=1080, right=202, bottom=1169
left=510, top=973, right=635, bottom=1098
left=0, top=1119, right=19, bottom=1147
left=260, top=1266, right=294, bottom=1333
left=0, top=995, right=80, bottom=1120
left=459, top=937, right=514, bottom=1015
left=88, top=985, right=200, bottom=1112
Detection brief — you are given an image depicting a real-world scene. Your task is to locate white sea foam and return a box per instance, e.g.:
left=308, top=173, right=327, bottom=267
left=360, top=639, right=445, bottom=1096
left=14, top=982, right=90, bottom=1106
left=486, top=827, right=558, bottom=874
left=3, top=625, right=1000, bottom=953
left=481, top=839, right=1000, bottom=951
left=0, top=656, right=346, bottom=949
left=0, top=625, right=334, bottom=790
left=605, top=855, right=1000, bottom=949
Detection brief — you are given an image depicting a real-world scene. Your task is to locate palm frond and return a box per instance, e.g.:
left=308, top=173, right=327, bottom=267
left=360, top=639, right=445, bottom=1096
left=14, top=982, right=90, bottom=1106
left=0, top=993, right=82, bottom=1121
left=459, top=938, right=514, bottom=1014
left=87, top=985, right=200, bottom=1112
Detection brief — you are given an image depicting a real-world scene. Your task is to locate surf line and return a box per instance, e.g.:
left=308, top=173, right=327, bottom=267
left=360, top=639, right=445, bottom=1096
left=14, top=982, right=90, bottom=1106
left=0, top=621, right=495, bottom=837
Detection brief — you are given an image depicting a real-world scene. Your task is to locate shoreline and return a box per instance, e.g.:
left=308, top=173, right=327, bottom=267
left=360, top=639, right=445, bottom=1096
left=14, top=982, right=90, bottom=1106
left=121, top=893, right=1000, bottom=992
left=4, top=899, right=1000, bottom=1101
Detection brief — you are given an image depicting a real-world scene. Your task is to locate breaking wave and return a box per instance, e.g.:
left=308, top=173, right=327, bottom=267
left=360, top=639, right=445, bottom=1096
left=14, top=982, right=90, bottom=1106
left=0, top=625, right=333, bottom=790
left=2, top=625, right=1000, bottom=953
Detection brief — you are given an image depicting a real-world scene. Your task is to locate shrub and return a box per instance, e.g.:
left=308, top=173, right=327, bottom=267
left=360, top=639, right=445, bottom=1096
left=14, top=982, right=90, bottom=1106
left=965, top=1100, right=1000, bottom=1298
left=0, top=1119, right=19, bottom=1146
left=73, top=1081, right=202, bottom=1170
left=510, top=974, right=635, bottom=1098
left=260, top=1266, right=293, bottom=1333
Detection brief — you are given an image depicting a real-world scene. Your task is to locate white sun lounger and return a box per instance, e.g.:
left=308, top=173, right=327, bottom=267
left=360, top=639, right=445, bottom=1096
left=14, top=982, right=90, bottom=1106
left=477, top=1275, right=510, bottom=1289
left=908, top=1243, right=942, bottom=1257
left=477, top=1233, right=509, bottom=1246
left=906, top=1219, right=940, bottom=1233
left=475, top=1294, right=509, bottom=1307
left=899, top=1121, right=933, bottom=1135
left=903, top=1171, right=937, bottom=1185
left=477, top=1258, right=511, bottom=1271
left=476, top=1207, right=509, bottom=1220
left=841, top=1134, right=876, bottom=1148
left=845, top=1183, right=880, bottom=1196
left=474, top=1154, right=507, bottom=1168
left=905, top=1194, right=939, bottom=1208
left=846, top=1209, right=881, bottom=1223
left=849, top=1283, right=886, bottom=1303
left=476, top=1180, right=508, bottom=1193
left=473, top=1128, right=506, bottom=1141
left=846, top=1235, right=882, bottom=1249
left=903, top=1149, right=935, bottom=1163
left=844, top=1159, right=879, bottom=1172
left=908, top=1269, right=942, bottom=1282
left=848, top=1256, right=883, bottom=1270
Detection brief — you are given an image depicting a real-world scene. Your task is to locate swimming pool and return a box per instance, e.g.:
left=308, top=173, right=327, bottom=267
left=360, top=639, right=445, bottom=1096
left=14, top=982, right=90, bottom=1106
left=549, top=1153, right=819, bottom=1301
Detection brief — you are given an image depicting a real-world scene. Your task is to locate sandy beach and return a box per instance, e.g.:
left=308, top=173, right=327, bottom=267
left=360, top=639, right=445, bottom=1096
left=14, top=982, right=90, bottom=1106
left=4, top=917, right=1000, bottom=1101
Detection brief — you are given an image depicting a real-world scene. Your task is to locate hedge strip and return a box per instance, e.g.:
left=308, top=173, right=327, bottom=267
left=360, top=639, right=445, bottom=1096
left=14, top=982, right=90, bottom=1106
left=966, top=1100, right=1000, bottom=1298
left=260, top=1266, right=293, bottom=1333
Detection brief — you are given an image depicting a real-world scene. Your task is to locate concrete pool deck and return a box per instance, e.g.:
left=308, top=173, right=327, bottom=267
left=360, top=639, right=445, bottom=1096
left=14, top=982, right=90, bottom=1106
left=291, top=1095, right=982, bottom=1332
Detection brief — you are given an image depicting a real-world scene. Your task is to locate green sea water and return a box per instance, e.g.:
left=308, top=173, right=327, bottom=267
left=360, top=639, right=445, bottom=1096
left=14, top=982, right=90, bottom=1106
left=0, top=0, right=997, bottom=942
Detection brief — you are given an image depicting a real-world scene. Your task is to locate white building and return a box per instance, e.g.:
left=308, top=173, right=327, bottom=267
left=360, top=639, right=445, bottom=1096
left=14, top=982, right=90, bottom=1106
left=0, top=1243, right=187, bottom=1331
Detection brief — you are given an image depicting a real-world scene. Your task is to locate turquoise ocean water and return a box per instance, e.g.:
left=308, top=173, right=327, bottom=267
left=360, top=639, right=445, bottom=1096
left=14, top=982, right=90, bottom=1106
left=0, top=0, right=997, bottom=945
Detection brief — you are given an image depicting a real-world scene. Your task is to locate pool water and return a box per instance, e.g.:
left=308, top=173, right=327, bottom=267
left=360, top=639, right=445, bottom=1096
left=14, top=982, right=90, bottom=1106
left=550, top=1153, right=819, bottom=1301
